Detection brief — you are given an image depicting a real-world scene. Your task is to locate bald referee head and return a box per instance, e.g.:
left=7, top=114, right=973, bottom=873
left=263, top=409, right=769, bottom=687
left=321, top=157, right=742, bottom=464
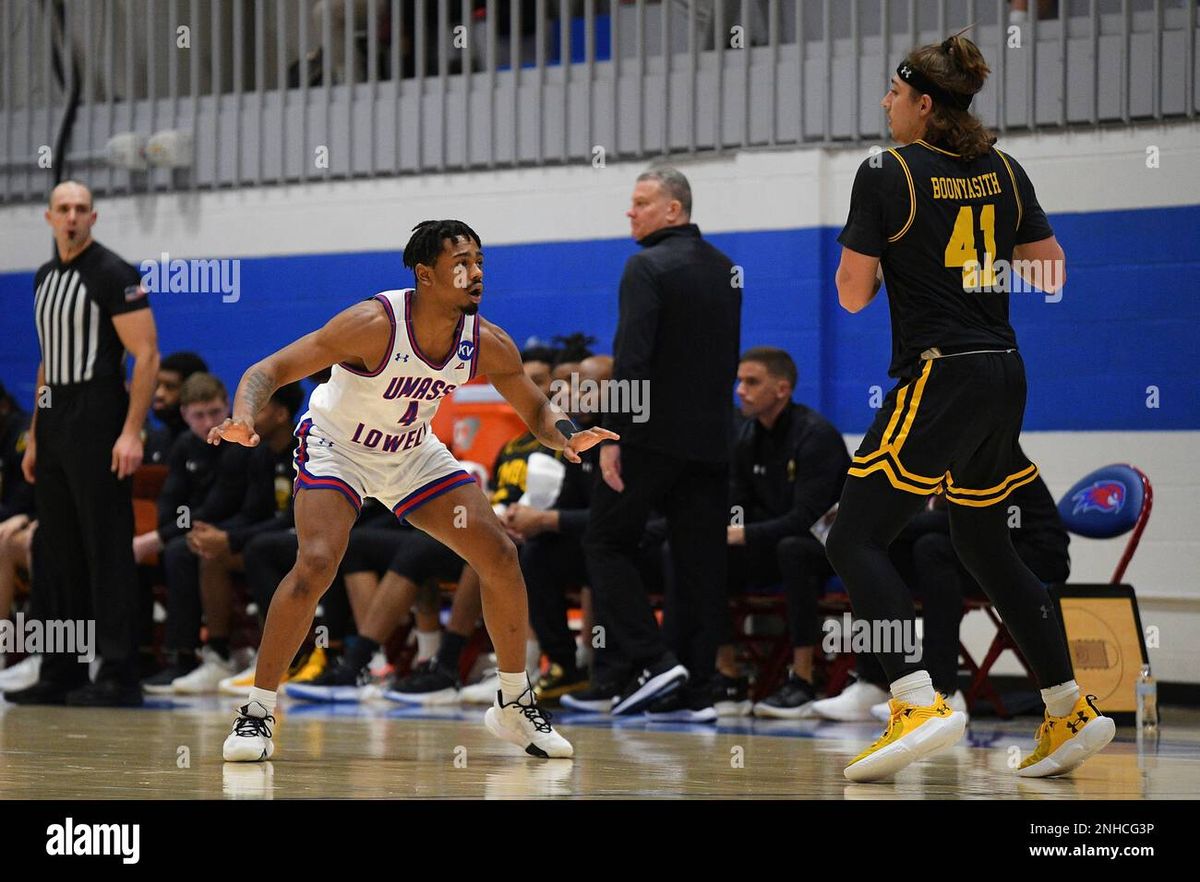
left=45, top=181, right=97, bottom=263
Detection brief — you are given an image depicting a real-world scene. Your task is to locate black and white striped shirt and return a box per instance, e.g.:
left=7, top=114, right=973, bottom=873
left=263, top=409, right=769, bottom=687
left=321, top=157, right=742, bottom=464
left=33, top=241, right=148, bottom=386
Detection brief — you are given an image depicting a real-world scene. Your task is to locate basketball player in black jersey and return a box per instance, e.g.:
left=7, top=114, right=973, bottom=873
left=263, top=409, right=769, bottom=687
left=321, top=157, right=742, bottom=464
left=826, top=32, right=1114, bottom=782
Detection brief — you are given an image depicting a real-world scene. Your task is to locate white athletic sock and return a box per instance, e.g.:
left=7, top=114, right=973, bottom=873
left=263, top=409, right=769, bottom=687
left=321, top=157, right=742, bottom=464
left=1042, top=680, right=1081, bottom=717
left=498, top=671, right=530, bottom=705
left=416, top=629, right=441, bottom=662
left=891, top=670, right=937, bottom=707
left=245, top=687, right=277, bottom=717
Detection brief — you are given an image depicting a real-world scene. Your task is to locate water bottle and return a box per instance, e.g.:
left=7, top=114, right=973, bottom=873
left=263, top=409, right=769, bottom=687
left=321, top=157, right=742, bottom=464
left=1136, top=663, right=1158, bottom=733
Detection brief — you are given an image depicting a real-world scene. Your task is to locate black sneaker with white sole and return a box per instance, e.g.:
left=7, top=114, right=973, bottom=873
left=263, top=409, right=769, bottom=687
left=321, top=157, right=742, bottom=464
left=611, top=654, right=688, bottom=716
left=141, top=658, right=198, bottom=695
left=711, top=673, right=752, bottom=717
left=284, top=660, right=368, bottom=702
left=752, top=670, right=818, bottom=719
left=559, top=680, right=621, bottom=714
left=383, top=658, right=461, bottom=705
left=644, top=685, right=718, bottom=723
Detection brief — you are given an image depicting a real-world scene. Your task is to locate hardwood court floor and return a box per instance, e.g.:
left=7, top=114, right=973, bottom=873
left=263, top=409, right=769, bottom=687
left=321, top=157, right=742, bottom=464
left=1, top=697, right=1197, bottom=799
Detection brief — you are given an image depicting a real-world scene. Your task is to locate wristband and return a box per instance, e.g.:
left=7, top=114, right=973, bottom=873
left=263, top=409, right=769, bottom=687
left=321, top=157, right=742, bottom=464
left=555, top=418, right=580, bottom=440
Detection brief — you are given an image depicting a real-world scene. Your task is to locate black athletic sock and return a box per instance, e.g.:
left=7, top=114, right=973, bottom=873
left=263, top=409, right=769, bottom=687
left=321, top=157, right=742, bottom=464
left=436, top=631, right=468, bottom=672
left=549, top=655, right=580, bottom=678
left=343, top=635, right=379, bottom=673
left=207, top=637, right=230, bottom=661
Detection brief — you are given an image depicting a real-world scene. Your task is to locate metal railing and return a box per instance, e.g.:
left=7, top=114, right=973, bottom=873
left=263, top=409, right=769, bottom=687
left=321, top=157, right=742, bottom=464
left=1, top=0, right=1196, bottom=202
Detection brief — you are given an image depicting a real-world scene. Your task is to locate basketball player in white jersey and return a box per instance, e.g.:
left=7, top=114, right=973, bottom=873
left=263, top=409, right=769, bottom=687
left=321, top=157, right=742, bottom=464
left=210, top=220, right=616, bottom=761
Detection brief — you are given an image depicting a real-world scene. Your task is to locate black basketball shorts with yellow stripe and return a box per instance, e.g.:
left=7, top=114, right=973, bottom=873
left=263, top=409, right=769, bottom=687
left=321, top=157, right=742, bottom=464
left=849, top=348, right=1039, bottom=506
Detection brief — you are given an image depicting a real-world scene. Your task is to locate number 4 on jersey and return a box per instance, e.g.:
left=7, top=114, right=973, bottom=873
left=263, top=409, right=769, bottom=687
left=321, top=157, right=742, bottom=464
left=397, top=401, right=419, bottom=426
left=944, top=204, right=997, bottom=289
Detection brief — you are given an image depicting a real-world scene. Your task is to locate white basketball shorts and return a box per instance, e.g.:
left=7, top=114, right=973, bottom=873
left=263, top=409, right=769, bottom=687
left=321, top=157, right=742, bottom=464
left=292, top=416, right=478, bottom=519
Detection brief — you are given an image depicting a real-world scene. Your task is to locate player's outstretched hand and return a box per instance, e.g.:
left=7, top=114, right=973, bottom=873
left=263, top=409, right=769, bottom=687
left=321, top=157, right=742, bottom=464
left=562, top=427, right=619, bottom=464
left=208, top=417, right=260, bottom=447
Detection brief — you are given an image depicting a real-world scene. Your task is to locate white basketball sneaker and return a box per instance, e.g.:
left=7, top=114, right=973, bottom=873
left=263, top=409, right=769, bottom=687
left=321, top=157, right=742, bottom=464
left=0, top=655, right=41, bottom=691
left=173, top=646, right=235, bottom=694
left=461, top=668, right=501, bottom=704
left=223, top=700, right=275, bottom=762
left=484, top=684, right=574, bottom=759
left=810, top=680, right=890, bottom=721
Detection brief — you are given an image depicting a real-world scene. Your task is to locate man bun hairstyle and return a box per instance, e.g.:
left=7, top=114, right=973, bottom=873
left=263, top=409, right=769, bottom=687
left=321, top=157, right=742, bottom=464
left=900, top=27, right=996, bottom=161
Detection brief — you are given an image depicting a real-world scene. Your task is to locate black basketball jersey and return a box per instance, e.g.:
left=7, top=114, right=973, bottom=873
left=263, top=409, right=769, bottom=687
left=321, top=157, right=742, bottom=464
left=838, top=139, right=1053, bottom=378
left=33, top=240, right=147, bottom=386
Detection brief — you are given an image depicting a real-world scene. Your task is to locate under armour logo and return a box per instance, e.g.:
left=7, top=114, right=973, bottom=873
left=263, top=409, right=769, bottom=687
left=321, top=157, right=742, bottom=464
left=753, top=464, right=766, bottom=475
left=900, top=63, right=913, bottom=78
left=395, top=352, right=409, bottom=363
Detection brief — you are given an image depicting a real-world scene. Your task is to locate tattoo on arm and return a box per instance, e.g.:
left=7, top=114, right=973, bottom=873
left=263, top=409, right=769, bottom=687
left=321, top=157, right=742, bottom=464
left=236, top=366, right=276, bottom=421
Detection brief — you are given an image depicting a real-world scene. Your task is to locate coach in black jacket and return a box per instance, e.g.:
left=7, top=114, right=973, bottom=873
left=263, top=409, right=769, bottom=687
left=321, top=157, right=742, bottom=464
left=725, top=347, right=850, bottom=718
left=584, top=167, right=742, bottom=721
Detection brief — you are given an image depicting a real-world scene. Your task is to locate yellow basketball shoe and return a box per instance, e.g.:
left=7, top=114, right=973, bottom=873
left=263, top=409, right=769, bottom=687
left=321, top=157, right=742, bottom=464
left=1018, top=694, right=1115, bottom=778
left=844, top=693, right=967, bottom=783
left=285, top=647, right=328, bottom=685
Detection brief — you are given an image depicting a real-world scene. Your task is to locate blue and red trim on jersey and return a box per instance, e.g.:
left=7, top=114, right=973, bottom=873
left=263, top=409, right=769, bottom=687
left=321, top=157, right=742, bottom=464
left=467, top=314, right=481, bottom=380
left=338, top=293, right=397, bottom=377
left=405, top=289, right=465, bottom=370
left=391, top=469, right=477, bottom=520
left=292, top=418, right=363, bottom=513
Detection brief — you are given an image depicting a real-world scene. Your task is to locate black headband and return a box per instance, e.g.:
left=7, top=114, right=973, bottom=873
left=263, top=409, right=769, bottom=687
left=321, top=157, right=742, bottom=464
left=896, top=61, right=973, bottom=111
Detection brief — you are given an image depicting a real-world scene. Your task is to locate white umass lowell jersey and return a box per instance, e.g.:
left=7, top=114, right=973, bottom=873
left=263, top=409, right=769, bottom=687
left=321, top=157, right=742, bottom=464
left=304, top=288, right=480, bottom=454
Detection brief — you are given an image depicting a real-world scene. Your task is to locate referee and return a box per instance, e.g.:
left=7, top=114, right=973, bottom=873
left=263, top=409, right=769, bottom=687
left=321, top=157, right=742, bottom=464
left=6, top=181, right=159, bottom=707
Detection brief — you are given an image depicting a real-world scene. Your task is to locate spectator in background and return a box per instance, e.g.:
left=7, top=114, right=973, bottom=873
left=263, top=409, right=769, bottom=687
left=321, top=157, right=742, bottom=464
left=585, top=167, right=742, bottom=722
left=139, top=373, right=253, bottom=692
left=6, top=181, right=159, bottom=709
left=294, top=536, right=463, bottom=704
left=0, top=383, right=35, bottom=528
left=488, top=345, right=558, bottom=510
left=550, top=332, right=595, bottom=371
left=0, top=381, right=37, bottom=681
left=226, top=504, right=391, bottom=696
left=717, top=347, right=849, bottom=719
left=809, top=468, right=1070, bottom=722
left=0, top=515, right=37, bottom=687
left=154, top=382, right=308, bottom=694
left=136, top=351, right=211, bottom=676
left=1009, top=0, right=1057, bottom=24
left=143, top=351, right=208, bottom=465
left=512, top=354, right=614, bottom=703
